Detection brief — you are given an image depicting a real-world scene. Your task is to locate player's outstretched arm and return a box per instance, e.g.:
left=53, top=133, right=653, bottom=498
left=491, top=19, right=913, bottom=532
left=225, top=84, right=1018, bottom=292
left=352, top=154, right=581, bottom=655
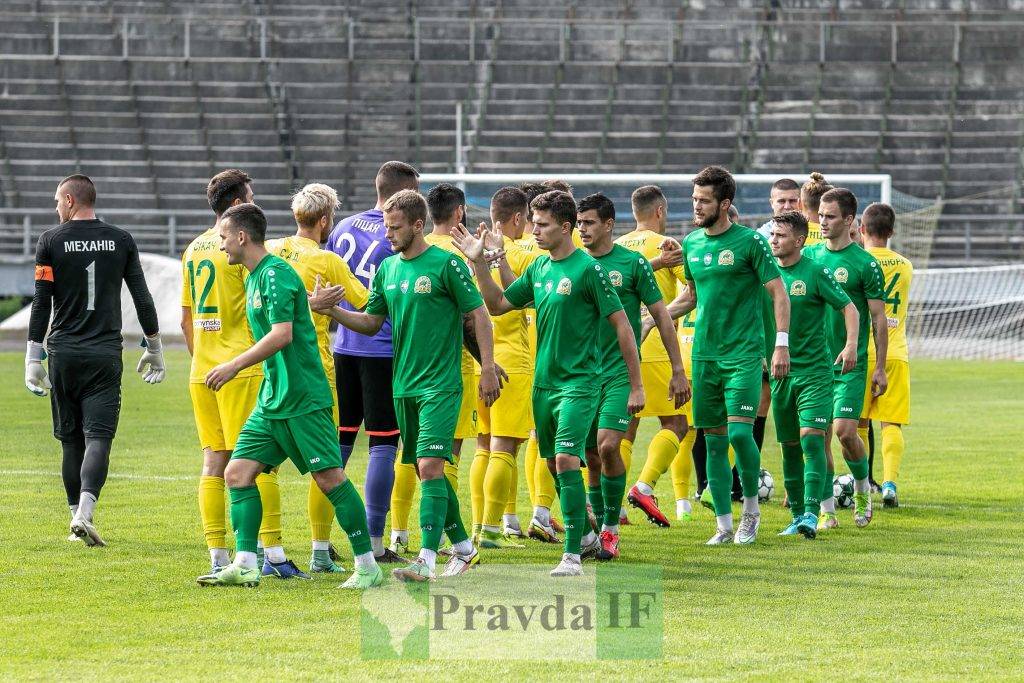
left=649, top=237, right=682, bottom=271
left=647, top=299, right=692, bottom=408
left=206, top=321, right=293, bottom=391
left=609, top=310, right=645, bottom=415
left=834, top=302, right=860, bottom=375
left=642, top=282, right=696, bottom=343
left=451, top=223, right=518, bottom=316
left=468, top=305, right=503, bottom=407
left=309, top=276, right=386, bottom=336
left=764, top=276, right=791, bottom=379
left=868, top=298, right=889, bottom=396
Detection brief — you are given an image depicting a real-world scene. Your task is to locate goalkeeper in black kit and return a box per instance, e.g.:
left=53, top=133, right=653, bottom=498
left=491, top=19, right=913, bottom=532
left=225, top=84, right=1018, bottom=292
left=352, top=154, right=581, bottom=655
left=26, top=174, right=166, bottom=547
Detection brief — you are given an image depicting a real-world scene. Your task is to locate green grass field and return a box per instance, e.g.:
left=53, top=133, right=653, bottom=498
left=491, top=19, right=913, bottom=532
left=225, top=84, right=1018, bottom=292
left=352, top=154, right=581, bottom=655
left=2, top=351, right=1022, bottom=680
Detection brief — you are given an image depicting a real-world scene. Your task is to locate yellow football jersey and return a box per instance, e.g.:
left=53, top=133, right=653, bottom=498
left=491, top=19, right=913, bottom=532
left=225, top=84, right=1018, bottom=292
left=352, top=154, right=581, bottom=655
left=806, top=221, right=824, bottom=246
left=489, top=236, right=536, bottom=374
left=615, top=229, right=684, bottom=363
left=424, top=233, right=478, bottom=375
left=866, top=246, right=913, bottom=363
left=266, top=235, right=369, bottom=382
left=181, top=227, right=261, bottom=383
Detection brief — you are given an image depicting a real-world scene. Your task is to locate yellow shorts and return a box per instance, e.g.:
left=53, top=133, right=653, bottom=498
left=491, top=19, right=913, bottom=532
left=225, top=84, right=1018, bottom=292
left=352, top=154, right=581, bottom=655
left=189, top=375, right=261, bottom=452
left=682, top=352, right=694, bottom=421
left=636, top=361, right=686, bottom=418
left=455, top=372, right=479, bottom=440
left=861, top=359, right=911, bottom=425
left=477, top=372, right=533, bottom=439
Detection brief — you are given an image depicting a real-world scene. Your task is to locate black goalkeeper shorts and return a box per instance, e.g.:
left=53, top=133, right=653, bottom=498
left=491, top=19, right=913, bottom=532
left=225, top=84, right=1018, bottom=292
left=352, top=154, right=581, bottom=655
left=49, top=350, right=122, bottom=442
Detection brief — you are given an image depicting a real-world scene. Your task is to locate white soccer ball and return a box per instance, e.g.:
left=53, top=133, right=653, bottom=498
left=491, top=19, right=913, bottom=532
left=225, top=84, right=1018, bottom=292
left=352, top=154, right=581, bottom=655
left=758, top=468, right=774, bottom=503
left=833, top=474, right=855, bottom=509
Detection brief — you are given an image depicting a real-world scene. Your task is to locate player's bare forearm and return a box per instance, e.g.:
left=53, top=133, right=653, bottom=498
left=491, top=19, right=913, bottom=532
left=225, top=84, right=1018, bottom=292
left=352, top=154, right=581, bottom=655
left=665, top=284, right=697, bottom=321
left=462, top=312, right=482, bottom=363
left=648, top=300, right=684, bottom=374
left=206, top=322, right=292, bottom=390
left=180, top=307, right=194, bottom=356
left=324, top=307, right=385, bottom=336
left=843, top=303, right=860, bottom=350
left=869, top=299, right=889, bottom=366
left=473, top=259, right=517, bottom=316
left=765, top=277, right=791, bottom=333
left=496, top=258, right=516, bottom=288
left=470, top=305, right=502, bottom=406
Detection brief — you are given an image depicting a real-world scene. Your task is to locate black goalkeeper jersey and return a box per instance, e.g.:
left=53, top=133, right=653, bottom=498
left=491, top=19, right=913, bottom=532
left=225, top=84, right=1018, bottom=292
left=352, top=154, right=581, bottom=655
left=29, top=218, right=159, bottom=355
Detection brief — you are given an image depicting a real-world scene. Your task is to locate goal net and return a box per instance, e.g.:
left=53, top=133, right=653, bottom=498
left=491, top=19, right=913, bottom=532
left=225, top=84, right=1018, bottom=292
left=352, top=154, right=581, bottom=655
left=908, top=264, right=1024, bottom=360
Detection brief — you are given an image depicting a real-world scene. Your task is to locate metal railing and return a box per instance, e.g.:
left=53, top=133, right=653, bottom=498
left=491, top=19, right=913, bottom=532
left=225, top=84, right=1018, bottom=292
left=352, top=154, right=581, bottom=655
left=0, top=16, right=1021, bottom=64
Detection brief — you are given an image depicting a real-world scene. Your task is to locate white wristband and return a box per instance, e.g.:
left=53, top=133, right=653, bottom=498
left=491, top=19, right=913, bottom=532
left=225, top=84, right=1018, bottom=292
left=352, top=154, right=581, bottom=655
left=775, top=332, right=789, bottom=348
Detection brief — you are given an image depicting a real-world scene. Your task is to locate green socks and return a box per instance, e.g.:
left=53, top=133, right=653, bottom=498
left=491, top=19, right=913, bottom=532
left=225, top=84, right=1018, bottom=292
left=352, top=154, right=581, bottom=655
left=727, top=421, right=761, bottom=499
left=419, top=477, right=448, bottom=552
left=443, top=477, right=470, bottom=545
left=600, top=473, right=626, bottom=527
left=556, top=469, right=586, bottom=555
left=801, top=433, right=826, bottom=512
left=326, top=479, right=373, bottom=557
left=845, top=452, right=870, bottom=481
left=780, top=442, right=806, bottom=518
left=588, top=479, right=605, bottom=525
left=705, top=433, right=732, bottom=515
left=229, top=485, right=262, bottom=554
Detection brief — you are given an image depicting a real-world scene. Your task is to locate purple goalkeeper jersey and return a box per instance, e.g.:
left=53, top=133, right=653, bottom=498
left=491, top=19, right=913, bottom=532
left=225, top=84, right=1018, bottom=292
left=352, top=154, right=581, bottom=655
left=326, top=208, right=395, bottom=357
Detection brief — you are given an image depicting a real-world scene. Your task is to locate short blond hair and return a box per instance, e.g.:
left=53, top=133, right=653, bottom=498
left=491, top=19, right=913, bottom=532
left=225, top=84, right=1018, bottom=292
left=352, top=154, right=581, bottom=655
left=382, top=188, right=427, bottom=225
left=291, top=183, right=339, bottom=228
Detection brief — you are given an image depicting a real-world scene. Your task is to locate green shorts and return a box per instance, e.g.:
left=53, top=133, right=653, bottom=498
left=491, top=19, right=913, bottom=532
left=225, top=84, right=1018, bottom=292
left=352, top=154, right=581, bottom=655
left=770, top=373, right=832, bottom=442
left=232, top=407, right=340, bottom=475
left=395, top=390, right=461, bottom=464
left=586, top=373, right=632, bottom=449
left=832, top=365, right=867, bottom=422
left=533, top=385, right=599, bottom=460
left=691, top=357, right=762, bottom=429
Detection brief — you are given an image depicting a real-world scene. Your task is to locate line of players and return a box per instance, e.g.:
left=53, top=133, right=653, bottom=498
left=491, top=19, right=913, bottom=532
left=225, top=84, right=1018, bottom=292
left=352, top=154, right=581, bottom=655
left=177, top=163, right=912, bottom=585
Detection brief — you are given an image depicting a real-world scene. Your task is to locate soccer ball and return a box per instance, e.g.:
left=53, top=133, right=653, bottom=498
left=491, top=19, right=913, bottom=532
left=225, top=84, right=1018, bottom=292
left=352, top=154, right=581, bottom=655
left=833, top=474, right=855, bottom=509
left=758, top=468, right=774, bottom=503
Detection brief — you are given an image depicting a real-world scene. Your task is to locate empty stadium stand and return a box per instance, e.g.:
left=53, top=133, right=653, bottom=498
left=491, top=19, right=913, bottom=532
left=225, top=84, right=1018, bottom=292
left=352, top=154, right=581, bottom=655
left=0, top=0, right=1022, bottom=277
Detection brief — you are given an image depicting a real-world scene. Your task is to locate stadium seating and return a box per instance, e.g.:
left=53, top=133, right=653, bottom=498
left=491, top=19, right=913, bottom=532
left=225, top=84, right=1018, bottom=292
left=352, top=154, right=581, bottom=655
left=0, top=1, right=1022, bottom=263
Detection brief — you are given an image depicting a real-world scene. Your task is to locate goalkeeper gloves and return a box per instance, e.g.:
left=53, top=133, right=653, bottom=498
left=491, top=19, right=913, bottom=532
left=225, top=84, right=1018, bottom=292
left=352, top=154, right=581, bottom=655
left=137, top=334, right=166, bottom=384
left=25, top=341, right=50, bottom=397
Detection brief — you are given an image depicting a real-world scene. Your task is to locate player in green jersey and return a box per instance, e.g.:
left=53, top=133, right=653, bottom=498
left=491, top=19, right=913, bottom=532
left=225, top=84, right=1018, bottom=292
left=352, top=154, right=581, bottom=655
left=195, top=203, right=382, bottom=590
left=315, top=190, right=501, bottom=582
left=577, top=193, right=690, bottom=560
left=452, top=190, right=642, bottom=577
left=662, top=166, right=791, bottom=546
left=804, top=188, right=888, bottom=529
left=768, top=211, right=859, bottom=538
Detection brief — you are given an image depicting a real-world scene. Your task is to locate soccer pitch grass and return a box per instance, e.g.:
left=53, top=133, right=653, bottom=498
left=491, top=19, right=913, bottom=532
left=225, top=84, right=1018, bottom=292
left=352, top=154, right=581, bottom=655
left=1, top=352, right=1022, bottom=680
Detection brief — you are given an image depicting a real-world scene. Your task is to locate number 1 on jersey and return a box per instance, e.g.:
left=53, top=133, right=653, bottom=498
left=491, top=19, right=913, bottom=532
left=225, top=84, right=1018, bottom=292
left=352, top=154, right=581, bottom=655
left=86, top=261, right=96, bottom=311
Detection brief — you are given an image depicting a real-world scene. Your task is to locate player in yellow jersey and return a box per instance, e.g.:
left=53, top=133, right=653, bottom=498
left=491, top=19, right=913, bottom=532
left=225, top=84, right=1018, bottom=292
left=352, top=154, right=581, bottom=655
left=800, top=172, right=832, bottom=248
left=617, top=185, right=689, bottom=528
left=182, top=169, right=298, bottom=576
left=265, top=183, right=399, bottom=570
left=859, top=203, right=912, bottom=508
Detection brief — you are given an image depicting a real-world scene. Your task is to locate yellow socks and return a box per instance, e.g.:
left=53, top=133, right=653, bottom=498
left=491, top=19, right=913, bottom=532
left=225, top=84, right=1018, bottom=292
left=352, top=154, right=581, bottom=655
left=482, top=450, right=515, bottom=528
left=391, top=460, right=418, bottom=532
left=307, top=478, right=334, bottom=542
left=857, top=425, right=870, bottom=451
left=672, top=429, right=696, bottom=501
left=470, top=448, right=490, bottom=527
left=620, top=439, right=634, bottom=477
left=882, top=424, right=905, bottom=483
left=505, top=456, right=519, bottom=515
left=638, top=429, right=681, bottom=489
left=198, top=475, right=226, bottom=549
left=255, top=468, right=282, bottom=548
left=444, top=451, right=461, bottom=492
left=534, top=452, right=556, bottom=509
left=524, top=436, right=539, bottom=506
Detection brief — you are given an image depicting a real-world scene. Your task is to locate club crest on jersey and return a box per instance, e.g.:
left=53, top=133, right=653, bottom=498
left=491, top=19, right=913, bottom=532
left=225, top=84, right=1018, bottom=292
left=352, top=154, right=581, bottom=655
left=545, top=281, right=553, bottom=292
left=834, top=267, right=849, bottom=283
left=718, top=250, right=734, bottom=266
left=251, top=291, right=262, bottom=309
left=703, top=253, right=712, bottom=266
left=400, top=280, right=409, bottom=293
left=556, top=277, right=572, bottom=295
left=414, top=276, right=432, bottom=294
left=790, top=280, right=807, bottom=296
left=609, top=270, right=623, bottom=287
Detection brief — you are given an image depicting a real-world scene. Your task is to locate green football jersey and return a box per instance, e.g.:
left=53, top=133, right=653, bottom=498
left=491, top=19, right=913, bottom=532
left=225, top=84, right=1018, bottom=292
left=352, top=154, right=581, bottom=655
left=245, top=254, right=334, bottom=419
left=592, top=244, right=662, bottom=379
left=777, top=255, right=851, bottom=376
left=682, top=223, right=782, bottom=361
left=803, top=242, right=884, bottom=367
left=365, top=244, right=483, bottom=398
left=505, top=248, right=623, bottom=390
